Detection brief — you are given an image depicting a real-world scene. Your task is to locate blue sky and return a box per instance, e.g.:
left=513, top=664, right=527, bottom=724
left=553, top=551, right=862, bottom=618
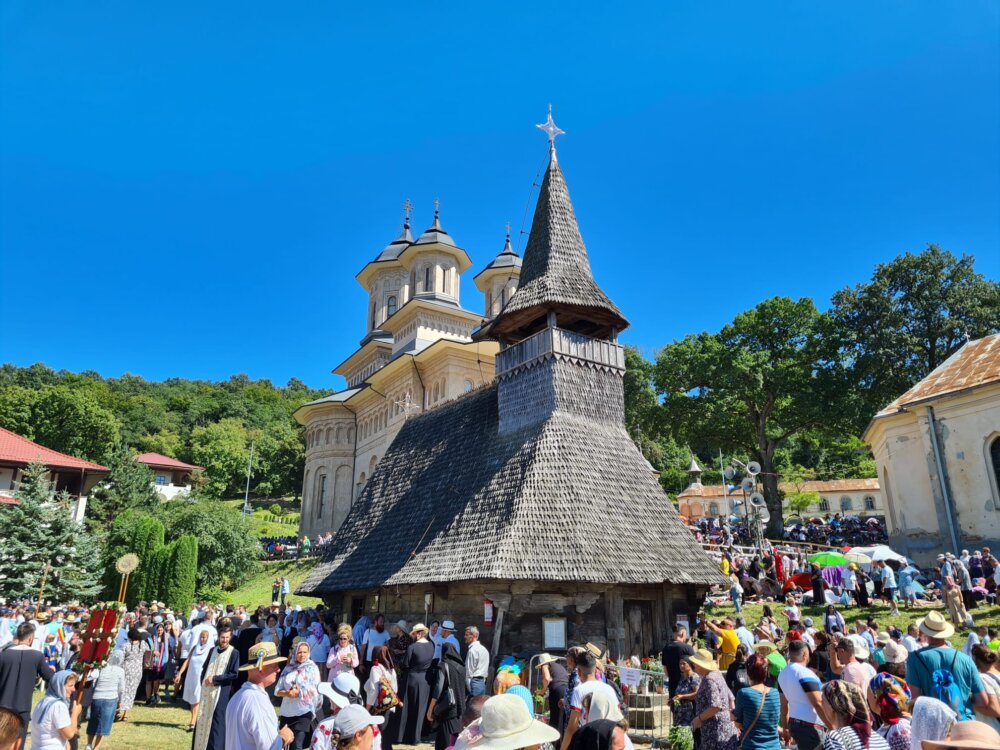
left=1, top=1, right=997, bottom=391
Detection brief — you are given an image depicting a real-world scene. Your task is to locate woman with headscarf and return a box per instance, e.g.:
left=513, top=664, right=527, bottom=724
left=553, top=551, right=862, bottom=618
left=143, top=621, right=174, bottom=706
left=398, top=623, right=435, bottom=744
left=821, top=679, right=890, bottom=750
left=118, top=627, right=149, bottom=721
left=867, top=673, right=912, bottom=750
left=329, top=623, right=361, bottom=681
left=308, top=620, right=332, bottom=681
left=175, top=628, right=212, bottom=731
left=427, top=642, right=467, bottom=750
left=824, top=605, right=846, bottom=635
left=275, top=638, right=321, bottom=750
left=30, top=669, right=80, bottom=750
left=687, top=648, right=737, bottom=750
left=88, top=650, right=126, bottom=750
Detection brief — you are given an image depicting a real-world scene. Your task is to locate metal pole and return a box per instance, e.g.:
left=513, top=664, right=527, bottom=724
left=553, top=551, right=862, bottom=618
left=242, top=442, right=254, bottom=521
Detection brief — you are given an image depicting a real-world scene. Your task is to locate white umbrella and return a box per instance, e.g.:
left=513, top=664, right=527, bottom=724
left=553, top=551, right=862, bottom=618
left=845, top=550, right=872, bottom=565
left=869, top=545, right=907, bottom=563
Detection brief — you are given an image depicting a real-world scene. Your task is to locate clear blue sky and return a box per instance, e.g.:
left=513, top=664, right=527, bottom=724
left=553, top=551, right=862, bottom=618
left=2, top=1, right=997, bottom=391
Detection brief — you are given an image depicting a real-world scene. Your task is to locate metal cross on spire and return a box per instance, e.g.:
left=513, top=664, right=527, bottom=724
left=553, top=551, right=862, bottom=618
left=402, top=198, right=413, bottom=227
left=536, top=104, right=565, bottom=154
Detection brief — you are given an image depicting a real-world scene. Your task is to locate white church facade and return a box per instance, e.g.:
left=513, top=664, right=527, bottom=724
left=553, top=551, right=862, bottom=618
left=294, top=207, right=522, bottom=540
left=864, top=334, right=1000, bottom=565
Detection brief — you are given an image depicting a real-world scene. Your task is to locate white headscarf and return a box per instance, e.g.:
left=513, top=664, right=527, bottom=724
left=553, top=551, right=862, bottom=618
left=910, top=696, right=957, bottom=750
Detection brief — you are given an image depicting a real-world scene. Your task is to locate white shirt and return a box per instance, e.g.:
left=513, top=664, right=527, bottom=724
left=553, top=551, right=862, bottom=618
left=362, top=628, right=390, bottom=661
left=882, top=567, right=897, bottom=589
left=570, top=680, right=619, bottom=724
left=902, top=635, right=921, bottom=653
left=0, top=617, right=14, bottom=648
left=180, top=628, right=197, bottom=659
left=465, top=641, right=490, bottom=685
left=30, top=700, right=70, bottom=750
left=30, top=620, right=46, bottom=651
left=777, top=662, right=822, bottom=724
left=226, top=681, right=283, bottom=750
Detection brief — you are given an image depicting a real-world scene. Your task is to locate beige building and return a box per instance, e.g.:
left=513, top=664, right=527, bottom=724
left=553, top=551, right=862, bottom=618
left=294, top=209, right=521, bottom=540
left=676, top=459, right=883, bottom=521
left=864, top=334, right=1000, bottom=565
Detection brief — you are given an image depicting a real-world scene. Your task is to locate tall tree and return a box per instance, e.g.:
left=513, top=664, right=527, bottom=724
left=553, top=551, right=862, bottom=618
left=30, top=386, right=121, bottom=464
left=86, top=443, right=158, bottom=530
left=830, top=245, right=1000, bottom=427
left=160, top=500, right=260, bottom=591
left=164, top=535, right=198, bottom=611
left=190, top=418, right=250, bottom=498
left=654, top=297, right=846, bottom=536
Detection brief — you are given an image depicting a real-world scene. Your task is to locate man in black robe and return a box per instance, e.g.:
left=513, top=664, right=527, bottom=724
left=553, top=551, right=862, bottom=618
left=193, top=624, right=238, bottom=750
left=232, top=611, right=261, bottom=689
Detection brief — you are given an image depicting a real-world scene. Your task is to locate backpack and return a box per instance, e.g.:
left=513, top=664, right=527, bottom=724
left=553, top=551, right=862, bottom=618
left=731, top=663, right=751, bottom=692
left=918, top=649, right=964, bottom=716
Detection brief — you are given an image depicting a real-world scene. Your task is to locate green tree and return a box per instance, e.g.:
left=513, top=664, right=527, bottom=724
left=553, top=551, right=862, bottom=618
left=147, top=542, right=174, bottom=604
left=253, top=420, right=305, bottom=498
left=31, top=386, right=121, bottom=464
left=138, top=430, right=183, bottom=458
left=164, top=535, right=198, bottom=611
left=830, top=245, right=1000, bottom=428
left=0, top=462, right=103, bottom=601
left=86, top=443, right=158, bottom=530
left=654, top=297, right=846, bottom=536
left=129, top=516, right=166, bottom=605
left=0, top=385, right=39, bottom=439
left=160, top=500, right=260, bottom=591
left=190, top=418, right=250, bottom=498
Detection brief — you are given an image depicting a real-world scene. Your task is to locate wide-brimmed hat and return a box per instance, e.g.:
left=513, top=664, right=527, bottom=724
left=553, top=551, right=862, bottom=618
left=238, top=641, right=287, bottom=671
left=393, top=619, right=408, bottom=632
left=845, top=634, right=871, bottom=661
left=921, top=720, right=1000, bottom=750
left=536, top=653, right=559, bottom=667
left=875, top=631, right=891, bottom=646
left=686, top=648, right=719, bottom=672
left=456, top=694, right=559, bottom=750
left=882, top=640, right=908, bottom=664
left=753, top=641, right=778, bottom=655
left=410, top=622, right=429, bottom=637
left=318, top=681, right=350, bottom=710
left=441, top=620, right=456, bottom=631
left=917, top=610, right=955, bottom=640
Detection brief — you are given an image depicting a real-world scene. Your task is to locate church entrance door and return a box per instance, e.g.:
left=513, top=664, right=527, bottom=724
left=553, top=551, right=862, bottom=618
left=623, top=600, right=654, bottom=659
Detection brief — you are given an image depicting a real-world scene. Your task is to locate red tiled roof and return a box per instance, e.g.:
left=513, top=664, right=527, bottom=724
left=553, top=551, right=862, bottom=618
left=134, top=452, right=203, bottom=471
left=875, top=333, right=1000, bottom=418
left=677, top=478, right=880, bottom=499
left=0, top=427, right=108, bottom=472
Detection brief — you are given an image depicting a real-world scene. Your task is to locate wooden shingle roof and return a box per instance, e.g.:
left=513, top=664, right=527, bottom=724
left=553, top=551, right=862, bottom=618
left=298, top=384, right=725, bottom=595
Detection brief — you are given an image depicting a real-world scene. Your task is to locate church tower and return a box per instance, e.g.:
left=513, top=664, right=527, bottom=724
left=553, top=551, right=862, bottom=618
left=473, top=228, right=522, bottom=319
left=475, top=116, right=629, bottom=435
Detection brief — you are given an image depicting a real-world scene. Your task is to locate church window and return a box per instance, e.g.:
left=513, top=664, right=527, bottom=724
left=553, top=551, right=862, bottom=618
left=819, top=497, right=829, bottom=511
left=371, top=300, right=377, bottom=329
left=501, top=288, right=506, bottom=306
left=315, top=474, right=328, bottom=518
left=433, top=383, right=440, bottom=402
left=424, top=266, right=431, bottom=293
left=387, top=295, right=397, bottom=317
left=410, top=270, right=416, bottom=296
left=486, top=291, right=493, bottom=314
left=369, top=455, right=378, bottom=475
left=463, top=379, right=473, bottom=393
left=864, top=495, right=875, bottom=511
left=336, top=425, right=344, bottom=444
left=708, top=502, right=719, bottom=517
left=325, top=427, right=332, bottom=444
left=840, top=496, right=852, bottom=511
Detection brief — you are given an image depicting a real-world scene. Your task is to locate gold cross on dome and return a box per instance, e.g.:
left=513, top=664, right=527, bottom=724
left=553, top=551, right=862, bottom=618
left=536, top=104, right=565, bottom=146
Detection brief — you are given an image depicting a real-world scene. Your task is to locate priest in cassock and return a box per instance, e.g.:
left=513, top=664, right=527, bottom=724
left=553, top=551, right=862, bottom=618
left=193, top=623, right=238, bottom=750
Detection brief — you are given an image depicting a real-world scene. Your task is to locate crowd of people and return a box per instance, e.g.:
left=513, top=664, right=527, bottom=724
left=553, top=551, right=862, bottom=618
left=692, top=514, right=889, bottom=550
left=261, top=534, right=334, bottom=561
left=660, top=605, right=1000, bottom=750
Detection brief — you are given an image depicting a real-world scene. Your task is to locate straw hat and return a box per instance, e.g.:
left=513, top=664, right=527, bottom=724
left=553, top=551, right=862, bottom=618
left=686, top=648, right=719, bottom=672
left=238, top=641, right=287, bottom=671
left=921, top=720, right=1000, bottom=750
left=536, top=653, right=559, bottom=667
left=882, top=640, right=907, bottom=664
left=410, top=622, right=429, bottom=637
left=875, top=631, right=891, bottom=646
left=917, top=610, right=955, bottom=640
left=456, top=694, right=560, bottom=750
left=753, top=641, right=778, bottom=655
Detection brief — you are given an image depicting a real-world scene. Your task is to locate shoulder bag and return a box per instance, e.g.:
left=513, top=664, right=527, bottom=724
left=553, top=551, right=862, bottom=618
left=738, top=686, right=769, bottom=750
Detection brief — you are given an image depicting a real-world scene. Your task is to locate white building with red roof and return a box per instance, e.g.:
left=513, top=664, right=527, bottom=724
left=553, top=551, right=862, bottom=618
left=863, top=333, right=1000, bottom=564
left=0, top=427, right=109, bottom=521
left=133, top=452, right=203, bottom=500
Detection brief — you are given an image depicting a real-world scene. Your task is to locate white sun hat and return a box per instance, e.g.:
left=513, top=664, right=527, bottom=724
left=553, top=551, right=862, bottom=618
left=456, top=694, right=560, bottom=750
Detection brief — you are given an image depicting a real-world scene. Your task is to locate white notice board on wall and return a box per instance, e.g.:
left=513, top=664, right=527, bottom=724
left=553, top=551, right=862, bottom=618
left=543, top=618, right=567, bottom=649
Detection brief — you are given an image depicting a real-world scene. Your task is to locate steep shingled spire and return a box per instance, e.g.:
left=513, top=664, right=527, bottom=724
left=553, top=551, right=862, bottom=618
left=481, top=148, right=628, bottom=342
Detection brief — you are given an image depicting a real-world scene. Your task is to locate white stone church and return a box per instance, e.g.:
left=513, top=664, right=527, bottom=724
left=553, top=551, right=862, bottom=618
left=294, top=207, right=521, bottom=539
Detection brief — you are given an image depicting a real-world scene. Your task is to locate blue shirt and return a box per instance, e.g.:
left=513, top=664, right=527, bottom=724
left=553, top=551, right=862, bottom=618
left=734, top=686, right=781, bottom=750
left=906, top=646, right=984, bottom=720
left=898, top=569, right=913, bottom=589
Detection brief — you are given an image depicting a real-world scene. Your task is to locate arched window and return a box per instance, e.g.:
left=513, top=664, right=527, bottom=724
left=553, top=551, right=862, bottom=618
left=356, top=472, right=366, bottom=500
left=369, top=455, right=378, bottom=475
left=433, top=383, right=440, bottom=402
left=840, top=496, right=852, bottom=511
left=501, top=288, right=506, bottom=306
left=315, top=474, right=328, bottom=518
left=387, top=295, right=397, bottom=317
left=486, top=291, right=493, bottom=314
left=424, top=266, right=431, bottom=293
left=336, top=425, right=344, bottom=444
left=864, top=495, right=876, bottom=511
left=708, top=502, right=719, bottom=517
left=463, top=379, right=474, bottom=393
left=370, top=300, right=377, bottom=329
left=990, top=436, right=1000, bottom=507
left=325, top=427, right=332, bottom=444
left=819, top=497, right=830, bottom=511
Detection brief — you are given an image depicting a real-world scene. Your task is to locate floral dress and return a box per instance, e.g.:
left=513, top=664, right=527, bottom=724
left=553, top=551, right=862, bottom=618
left=693, top=671, right=737, bottom=750
left=674, top=672, right=701, bottom=726
left=120, top=640, right=149, bottom=710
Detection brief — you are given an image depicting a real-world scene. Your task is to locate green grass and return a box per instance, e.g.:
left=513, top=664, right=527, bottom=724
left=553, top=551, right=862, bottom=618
left=223, top=557, right=323, bottom=608
left=705, top=599, right=1000, bottom=649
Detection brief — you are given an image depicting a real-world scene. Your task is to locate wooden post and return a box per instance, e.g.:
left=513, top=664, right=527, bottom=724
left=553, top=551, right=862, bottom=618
left=75, top=666, right=91, bottom=705
left=37, top=561, right=52, bottom=609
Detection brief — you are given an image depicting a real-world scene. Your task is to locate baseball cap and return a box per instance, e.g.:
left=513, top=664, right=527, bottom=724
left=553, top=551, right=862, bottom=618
left=333, top=705, right=384, bottom=736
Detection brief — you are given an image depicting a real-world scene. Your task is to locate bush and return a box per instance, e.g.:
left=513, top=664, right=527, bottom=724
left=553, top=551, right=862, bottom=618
left=198, top=584, right=225, bottom=604
left=269, top=503, right=283, bottom=517
left=164, top=535, right=198, bottom=612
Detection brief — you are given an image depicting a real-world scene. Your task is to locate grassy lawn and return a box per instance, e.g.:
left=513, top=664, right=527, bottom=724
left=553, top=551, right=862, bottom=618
left=223, top=557, right=323, bottom=608
left=703, top=598, right=1000, bottom=649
